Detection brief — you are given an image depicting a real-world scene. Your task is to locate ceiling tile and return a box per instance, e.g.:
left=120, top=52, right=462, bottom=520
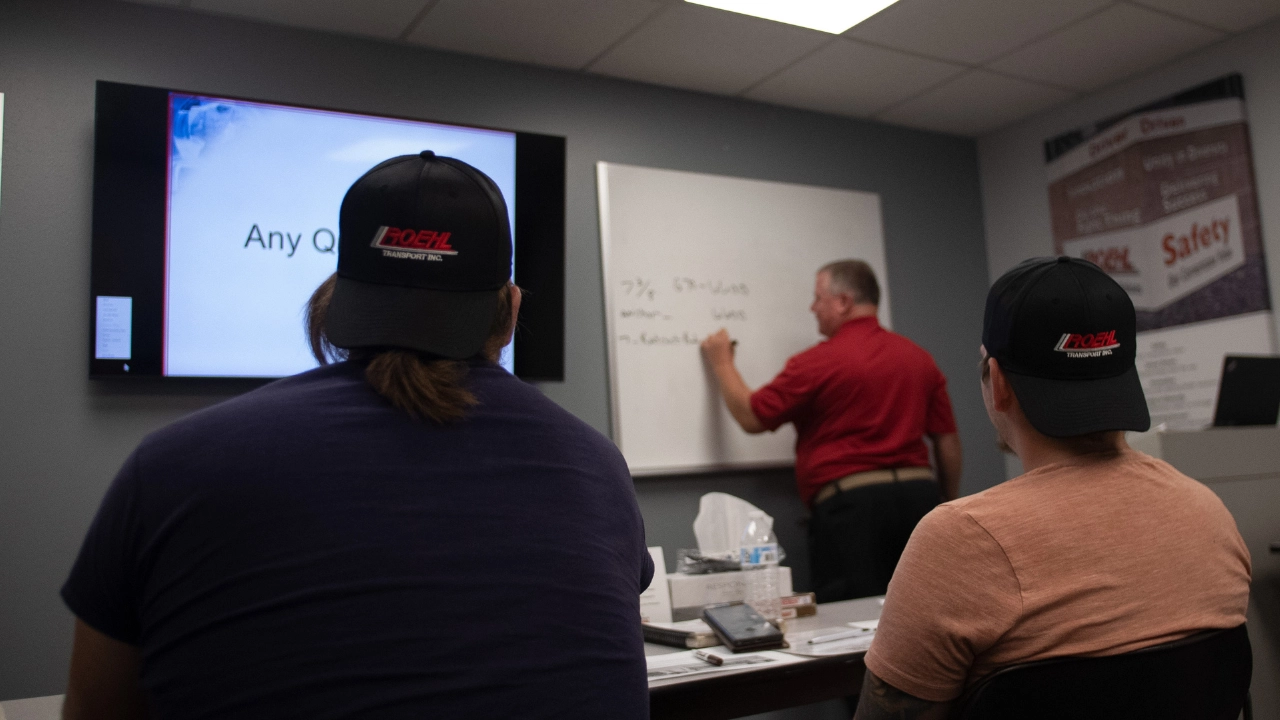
left=1131, top=0, right=1280, bottom=33
left=189, top=0, right=432, bottom=40
left=876, top=70, right=1074, bottom=136
left=120, top=0, right=183, bottom=6
left=744, top=38, right=966, bottom=118
left=587, top=2, right=830, bottom=96
left=988, top=3, right=1224, bottom=91
left=408, top=0, right=663, bottom=70
left=845, top=0, right=1113, bottom=65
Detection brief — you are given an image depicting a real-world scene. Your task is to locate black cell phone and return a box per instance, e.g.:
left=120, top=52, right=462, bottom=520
left=701, top=602, right=786, bottom=652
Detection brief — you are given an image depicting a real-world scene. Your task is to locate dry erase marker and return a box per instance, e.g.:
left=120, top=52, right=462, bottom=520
left=694, top=650, right=725, bottom=666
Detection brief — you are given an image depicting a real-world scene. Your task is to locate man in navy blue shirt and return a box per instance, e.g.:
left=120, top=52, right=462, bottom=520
left=62, top=152, right=654, bottom=719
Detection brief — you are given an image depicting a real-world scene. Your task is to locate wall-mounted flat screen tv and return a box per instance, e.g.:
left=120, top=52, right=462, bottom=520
left=90, top=81, right=564, bottom=380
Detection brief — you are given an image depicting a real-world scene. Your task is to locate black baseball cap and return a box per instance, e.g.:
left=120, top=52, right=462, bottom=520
left=983, top=256, right=1150, bottom=437
left=325, top=151, right=512, bottom=359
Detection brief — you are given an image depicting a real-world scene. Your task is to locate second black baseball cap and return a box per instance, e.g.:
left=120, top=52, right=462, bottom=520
left=983, top=256, right=1150, bottom=438
left=325, top=151, right=512, bottom=359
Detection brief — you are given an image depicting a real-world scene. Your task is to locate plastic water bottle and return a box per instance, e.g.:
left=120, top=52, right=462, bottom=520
left=739, top=510, right=781, bottom=623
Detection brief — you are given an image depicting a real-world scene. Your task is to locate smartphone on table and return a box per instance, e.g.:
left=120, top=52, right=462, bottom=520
left=701, top=602, right=786, bottom=652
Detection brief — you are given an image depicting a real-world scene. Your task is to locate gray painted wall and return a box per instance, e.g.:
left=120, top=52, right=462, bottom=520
left=0, top=0, right=1000, bottom=700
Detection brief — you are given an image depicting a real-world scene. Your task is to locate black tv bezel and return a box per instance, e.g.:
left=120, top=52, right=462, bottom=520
left=89, top=80, right=565, bottom=382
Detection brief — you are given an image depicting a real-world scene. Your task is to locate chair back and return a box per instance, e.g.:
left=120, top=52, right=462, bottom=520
left=952, top=624, right=1252, bottom=720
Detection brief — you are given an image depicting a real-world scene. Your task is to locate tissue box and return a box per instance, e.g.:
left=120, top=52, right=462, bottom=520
left=667, top=567, right=793, bottom=621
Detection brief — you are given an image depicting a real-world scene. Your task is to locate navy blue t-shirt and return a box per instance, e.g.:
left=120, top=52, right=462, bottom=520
left=63, top=361, right=654, bottom=719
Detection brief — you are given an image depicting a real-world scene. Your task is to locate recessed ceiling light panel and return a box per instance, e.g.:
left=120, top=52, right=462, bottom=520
left=685, top=0, right=901, bottom=34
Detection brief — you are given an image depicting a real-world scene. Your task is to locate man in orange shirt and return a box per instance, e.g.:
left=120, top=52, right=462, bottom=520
left=855, top=257, right=1251, bottom=719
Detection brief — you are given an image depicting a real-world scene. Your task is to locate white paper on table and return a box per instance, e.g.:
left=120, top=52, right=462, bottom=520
left=693, top=493, right=770, bottom=558
left=646, top=649, right=806, bottom=685
left=782, top=626, right=876, bottom=657
left=639, top=547, right=673, bottom=623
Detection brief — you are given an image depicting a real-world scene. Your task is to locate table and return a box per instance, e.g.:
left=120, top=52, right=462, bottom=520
left=647, top=596, right=883, bottom=720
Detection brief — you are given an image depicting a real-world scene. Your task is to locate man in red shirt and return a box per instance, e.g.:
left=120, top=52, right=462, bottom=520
left=701, top=260, right=962, bottom=602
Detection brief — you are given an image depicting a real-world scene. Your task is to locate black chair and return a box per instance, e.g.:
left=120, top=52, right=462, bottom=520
left=952, top=624, right=1252, bottom=720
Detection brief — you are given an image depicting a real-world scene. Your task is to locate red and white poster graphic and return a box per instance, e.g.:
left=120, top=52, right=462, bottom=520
left=1046, top=76, right=1274, bottom=430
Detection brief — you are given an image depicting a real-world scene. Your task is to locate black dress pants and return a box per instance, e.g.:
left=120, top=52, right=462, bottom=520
left=808, top=478, right=941, bottom=603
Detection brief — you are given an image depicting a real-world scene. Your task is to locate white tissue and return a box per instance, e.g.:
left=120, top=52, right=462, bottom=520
left=693, top=492, right=773, bottom=559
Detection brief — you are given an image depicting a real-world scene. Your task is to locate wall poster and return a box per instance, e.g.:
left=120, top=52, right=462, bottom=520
left=1045, top=75, right=1274, bottom=430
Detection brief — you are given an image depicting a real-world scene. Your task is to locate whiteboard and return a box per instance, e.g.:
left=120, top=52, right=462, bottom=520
left=598, top=162, right=890, bottom=475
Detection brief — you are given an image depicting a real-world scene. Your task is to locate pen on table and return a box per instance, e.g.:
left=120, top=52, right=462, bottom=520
left=807, top=628, right=873, bottom=645
left=695, top=649, right=725, bottom=666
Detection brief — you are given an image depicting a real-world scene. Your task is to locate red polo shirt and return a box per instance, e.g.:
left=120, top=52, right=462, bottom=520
left=750, top=317, right=957, bottom=506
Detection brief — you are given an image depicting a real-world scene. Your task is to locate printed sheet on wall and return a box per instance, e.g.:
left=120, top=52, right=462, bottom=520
left=1045, top=74, right=1275, bottom=430
left=597, top=162, right=889, bottom=475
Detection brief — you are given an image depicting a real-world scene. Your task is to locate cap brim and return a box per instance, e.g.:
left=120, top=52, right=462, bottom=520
left=326, top=275, right=500, bottom=360
left=1004, top=365, right=1151, bottom=438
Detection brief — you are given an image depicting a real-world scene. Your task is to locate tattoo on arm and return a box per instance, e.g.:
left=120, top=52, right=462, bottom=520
left=853, top=670, right=952, bottom=720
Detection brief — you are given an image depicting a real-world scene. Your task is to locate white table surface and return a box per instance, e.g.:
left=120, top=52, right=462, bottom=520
left=645, top=595, right=885, bottom=657
left=645, top=595, right=884, bottom=690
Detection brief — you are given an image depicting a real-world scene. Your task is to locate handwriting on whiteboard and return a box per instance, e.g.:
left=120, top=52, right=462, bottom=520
left=620, top=277, right=656, bottom=300
left=615, top=276, right=751, bottom=348
left=619, top=277, right=751, bottom=302
left=619, top=308, right=673, bottom=320
left=616, top=332, right=702, bottom=346
left=672, top=278, right=750, bottom=296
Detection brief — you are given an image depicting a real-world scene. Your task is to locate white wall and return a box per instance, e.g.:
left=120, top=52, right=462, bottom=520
left=977, top=16, right=1280, bottom=305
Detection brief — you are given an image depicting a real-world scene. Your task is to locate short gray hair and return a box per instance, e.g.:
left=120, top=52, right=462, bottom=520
left=820, top=260, right=880, bottom=306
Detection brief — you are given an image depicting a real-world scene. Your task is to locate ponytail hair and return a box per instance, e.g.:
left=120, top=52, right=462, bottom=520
left=304, top=273, right=516, bottom=423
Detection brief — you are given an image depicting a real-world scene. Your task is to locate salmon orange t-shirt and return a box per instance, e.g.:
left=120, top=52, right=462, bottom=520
left=864, top=449, right=1251, bottom=702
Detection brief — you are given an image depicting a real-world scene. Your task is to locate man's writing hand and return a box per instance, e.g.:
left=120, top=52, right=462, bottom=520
left=700, top=328, right=735, bottom=368
left=699, top=328, right=764, bottom=433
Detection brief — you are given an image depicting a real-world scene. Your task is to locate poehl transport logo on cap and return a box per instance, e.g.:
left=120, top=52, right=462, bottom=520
left=370, top=225, right=457, bottom=262
left=1053, top=330, right=1120, bottom=358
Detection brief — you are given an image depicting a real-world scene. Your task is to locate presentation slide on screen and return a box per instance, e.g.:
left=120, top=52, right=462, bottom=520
left=164, top=93, right=516, bottom=377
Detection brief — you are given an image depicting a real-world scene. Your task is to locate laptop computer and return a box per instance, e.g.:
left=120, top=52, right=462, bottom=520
left=1211, top=355, right=1280, bottom=427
